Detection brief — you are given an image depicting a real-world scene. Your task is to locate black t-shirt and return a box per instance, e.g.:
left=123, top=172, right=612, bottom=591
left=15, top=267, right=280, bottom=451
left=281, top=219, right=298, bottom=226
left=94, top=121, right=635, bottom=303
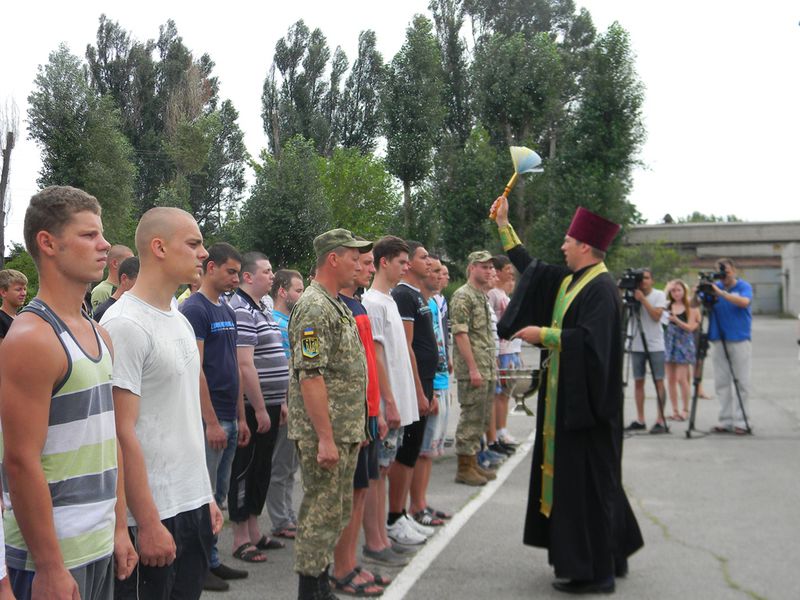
left=0, top=311, right=13, bottom=338
left=392, top=282, right=438, bottom=380
left=92, top=297, right=117, bottom=323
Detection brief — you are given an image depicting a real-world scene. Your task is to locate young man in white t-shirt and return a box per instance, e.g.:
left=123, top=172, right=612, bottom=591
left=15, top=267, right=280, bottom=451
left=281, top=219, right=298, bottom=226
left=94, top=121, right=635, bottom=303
left=625, top=269, right=669, bottom=434
left=361, top=236, right=424, bottom=562
left=102, top=207, right=224, bottom=599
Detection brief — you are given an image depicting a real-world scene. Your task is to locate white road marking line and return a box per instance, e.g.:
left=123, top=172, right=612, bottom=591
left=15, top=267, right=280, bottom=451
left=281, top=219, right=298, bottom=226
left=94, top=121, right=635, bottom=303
left=381, top=428, right=537, bottom=599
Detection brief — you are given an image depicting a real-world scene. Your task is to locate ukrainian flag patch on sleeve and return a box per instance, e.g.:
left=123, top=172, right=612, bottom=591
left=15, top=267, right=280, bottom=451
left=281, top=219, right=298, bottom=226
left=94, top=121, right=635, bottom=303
left=301, top=327, right=319, bottom=358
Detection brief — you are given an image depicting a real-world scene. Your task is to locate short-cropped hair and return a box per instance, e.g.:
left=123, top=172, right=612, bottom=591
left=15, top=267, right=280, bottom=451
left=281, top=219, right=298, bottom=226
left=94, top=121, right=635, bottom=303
left=0, top=269, right=28, bottom=290
left=118, top=257, right=140, bottom=282
left=271, top=269, right=302, bottom=299
left=406, top=240, right=424, bottom=261
left=372, top=236, right=409, bottom=270
left=24, top=186, right=101, bottom=264
left=203, top=242, right=242, bottom=272
left=241, top=252, right=269, bottom=276
left=491, top=255, right=510, bottom=270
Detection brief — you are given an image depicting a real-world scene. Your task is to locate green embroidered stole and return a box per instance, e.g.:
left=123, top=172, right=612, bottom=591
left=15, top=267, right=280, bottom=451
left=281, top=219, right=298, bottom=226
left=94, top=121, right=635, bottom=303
left=540, top=262, right=608, bottom=517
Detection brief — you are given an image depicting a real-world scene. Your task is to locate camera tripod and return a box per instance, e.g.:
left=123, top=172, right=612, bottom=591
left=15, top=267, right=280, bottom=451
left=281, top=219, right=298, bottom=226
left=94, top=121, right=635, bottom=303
left=622, top=299, right=669, bottom=433
left=686, top=300, right=752, bottom=438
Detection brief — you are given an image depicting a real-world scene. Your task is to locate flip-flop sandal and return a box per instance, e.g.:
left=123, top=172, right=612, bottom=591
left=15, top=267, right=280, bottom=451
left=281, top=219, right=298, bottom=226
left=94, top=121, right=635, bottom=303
left=232, top=543, right=267, bottom=563
left=425, top=506, right=453, bottom=520
left=355, top=566, right=391, bottom=587
left=413, top=510, right=444, bottom=527
left=332, top=569, right=383, bottom=597
left=255, top=535, right=285, bottom=550
left=273, top=527, right=296, bottom=539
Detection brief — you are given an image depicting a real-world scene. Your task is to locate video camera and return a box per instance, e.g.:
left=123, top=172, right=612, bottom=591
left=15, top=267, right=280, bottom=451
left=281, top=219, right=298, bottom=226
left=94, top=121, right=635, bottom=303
left=618, top=268, right=645, bottom=291
left=618, top=268, right=645, bottom=303
left=697, top=263, right=728, bottom=299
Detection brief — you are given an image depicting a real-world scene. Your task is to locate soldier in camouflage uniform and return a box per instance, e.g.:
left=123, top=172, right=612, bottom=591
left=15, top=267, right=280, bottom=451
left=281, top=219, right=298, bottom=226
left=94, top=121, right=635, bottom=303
left=450, top=250, right=499, bottom=486
left=288, top=228, right=372, bottom=600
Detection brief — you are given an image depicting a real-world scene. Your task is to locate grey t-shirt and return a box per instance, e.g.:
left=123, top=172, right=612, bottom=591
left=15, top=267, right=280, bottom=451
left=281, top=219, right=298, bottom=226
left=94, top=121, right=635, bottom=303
left=629, top=288, right=668, bottom=352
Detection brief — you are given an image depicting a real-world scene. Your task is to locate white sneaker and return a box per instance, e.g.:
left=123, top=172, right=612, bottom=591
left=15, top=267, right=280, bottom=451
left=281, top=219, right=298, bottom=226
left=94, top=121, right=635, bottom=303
left=498, top=430, right=518, bottom=445
left=387, top=516, right=426, bottom=546
left=403, top=514, right=434, bottom=537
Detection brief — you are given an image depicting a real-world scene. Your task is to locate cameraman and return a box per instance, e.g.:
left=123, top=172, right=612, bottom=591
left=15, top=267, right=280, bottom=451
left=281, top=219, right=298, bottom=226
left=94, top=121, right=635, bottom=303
left=626, top=269, right=669, bottom=434
left=698, top=258, right=752, bottom=434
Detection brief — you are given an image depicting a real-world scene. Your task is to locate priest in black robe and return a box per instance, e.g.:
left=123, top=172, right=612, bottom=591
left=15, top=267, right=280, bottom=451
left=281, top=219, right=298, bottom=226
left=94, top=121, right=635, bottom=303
left=489, top=196, right=643, bottom=595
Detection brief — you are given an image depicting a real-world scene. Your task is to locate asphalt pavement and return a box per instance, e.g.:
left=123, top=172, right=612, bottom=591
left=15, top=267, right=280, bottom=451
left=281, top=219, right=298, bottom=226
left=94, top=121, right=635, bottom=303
left=209, top=316, right=799, bottom=599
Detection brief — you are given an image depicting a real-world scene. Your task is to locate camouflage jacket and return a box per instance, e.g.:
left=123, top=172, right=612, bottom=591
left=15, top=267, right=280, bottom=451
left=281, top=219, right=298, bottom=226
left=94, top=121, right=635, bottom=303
left=287, top=281, right=367, bottom=443
left=450, top=282, right=496, bottom=380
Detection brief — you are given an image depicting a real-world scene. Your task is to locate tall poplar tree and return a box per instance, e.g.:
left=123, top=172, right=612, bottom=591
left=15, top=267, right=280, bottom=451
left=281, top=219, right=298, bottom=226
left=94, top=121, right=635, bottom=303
left=383, top=14, right=446, bottom=235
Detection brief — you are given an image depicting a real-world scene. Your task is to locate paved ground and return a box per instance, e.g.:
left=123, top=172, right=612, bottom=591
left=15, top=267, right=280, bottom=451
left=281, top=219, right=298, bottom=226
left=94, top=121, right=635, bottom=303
left=209, top=316, right=799, bottom=599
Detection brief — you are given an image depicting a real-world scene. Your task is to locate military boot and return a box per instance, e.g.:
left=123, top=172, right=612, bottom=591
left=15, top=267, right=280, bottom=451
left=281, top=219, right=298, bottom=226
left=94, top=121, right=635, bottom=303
left=298, top=574, right=319, bottom=600
left=317, top=567, right=338, bottom=600
left=473, top=455, right=497, bottom=481
left=455, top=454, right=487, bottom=486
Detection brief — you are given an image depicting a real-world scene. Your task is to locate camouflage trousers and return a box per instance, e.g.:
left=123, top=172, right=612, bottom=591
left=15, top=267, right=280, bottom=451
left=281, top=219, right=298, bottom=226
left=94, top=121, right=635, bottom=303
left=294, top=440, right=359, bottom=576
left=455, top=379, right=495, bottom=455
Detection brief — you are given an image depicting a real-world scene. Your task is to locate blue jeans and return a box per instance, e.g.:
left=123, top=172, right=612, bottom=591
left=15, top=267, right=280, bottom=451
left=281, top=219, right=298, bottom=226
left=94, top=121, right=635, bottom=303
left=205, top=419, right=238, bottom=569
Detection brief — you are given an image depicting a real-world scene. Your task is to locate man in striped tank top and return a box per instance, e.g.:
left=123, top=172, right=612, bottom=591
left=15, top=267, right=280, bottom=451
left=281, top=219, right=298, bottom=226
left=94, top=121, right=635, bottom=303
left=0, top=186, right=138, bottom=599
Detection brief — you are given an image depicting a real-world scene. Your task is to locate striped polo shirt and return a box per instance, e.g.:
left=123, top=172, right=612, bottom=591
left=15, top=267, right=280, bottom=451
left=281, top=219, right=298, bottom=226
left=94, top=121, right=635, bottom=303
left=1, top=299, right=117, bottom=571
left=228, top=289, right=289, bottom=406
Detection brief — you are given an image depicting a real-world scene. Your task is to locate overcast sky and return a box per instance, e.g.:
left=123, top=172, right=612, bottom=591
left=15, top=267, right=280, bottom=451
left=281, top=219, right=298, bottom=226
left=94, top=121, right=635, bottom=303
left=2, top=0, right=798, bottom=248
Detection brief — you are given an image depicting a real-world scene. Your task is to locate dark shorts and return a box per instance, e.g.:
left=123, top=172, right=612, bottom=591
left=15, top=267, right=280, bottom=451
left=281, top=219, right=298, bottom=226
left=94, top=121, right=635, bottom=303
left=632, top=351, right=665, bottom=380
left=395, top=379, right=433, bottom=469
left=114, top=504, right=213, bottom=600
left=353, top=437, right=379, bottom=489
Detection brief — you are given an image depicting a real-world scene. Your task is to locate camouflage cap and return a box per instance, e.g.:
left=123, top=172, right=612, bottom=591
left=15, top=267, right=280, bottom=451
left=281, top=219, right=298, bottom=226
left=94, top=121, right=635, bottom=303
left=467, top=250, right=493, bottom=264
left=313, top=228, right=373, bottom=259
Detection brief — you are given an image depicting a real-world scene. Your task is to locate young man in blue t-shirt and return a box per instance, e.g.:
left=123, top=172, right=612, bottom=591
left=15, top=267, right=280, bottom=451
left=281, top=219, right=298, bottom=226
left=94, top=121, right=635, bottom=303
left=180, top=242, right=248, bottom=590
left=704, top=258, right=753, bottom=434
left=265, top=269, right=305, bottom=540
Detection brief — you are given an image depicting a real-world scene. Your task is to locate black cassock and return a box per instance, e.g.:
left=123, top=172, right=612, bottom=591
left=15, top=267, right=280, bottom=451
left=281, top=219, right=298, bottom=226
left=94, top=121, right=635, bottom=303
left=498, top=245, right=643, bottom=581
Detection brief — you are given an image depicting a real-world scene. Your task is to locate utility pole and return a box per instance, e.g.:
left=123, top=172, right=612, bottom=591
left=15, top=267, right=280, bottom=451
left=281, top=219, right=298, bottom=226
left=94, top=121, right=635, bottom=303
left=0, top=131, right=15, bottom=268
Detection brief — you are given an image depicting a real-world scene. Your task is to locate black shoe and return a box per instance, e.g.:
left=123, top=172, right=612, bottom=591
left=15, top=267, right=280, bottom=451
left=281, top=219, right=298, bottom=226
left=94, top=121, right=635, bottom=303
left=552, top=577, right=615, bottom=594
left=298, top=574, right=318, bottom=600
left=625, top=420, right=646, bottom=431
left=496, top=440, right=517, bottom=454
left=614, top=558, right=629, bottom=578
left=317, top=568, right=338, bottom=600
left=203, top=571, right=230, bottom=592
left=211, top=563, right=249, bottom=580
left=649, top=422, right=668, bottom=434
left=488, top=442, right=513, bottom=456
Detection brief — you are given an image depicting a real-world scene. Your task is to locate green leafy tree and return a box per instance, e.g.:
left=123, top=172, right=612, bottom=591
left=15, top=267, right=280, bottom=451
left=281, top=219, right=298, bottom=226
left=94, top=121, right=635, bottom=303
left=430, top=0, right=472, bottom=145
left=383, top=14, right=446, bottom=235
left=318, top=148, right=400, bottom=239
left=607, top=241, right=689, bottom=286
left=530, top=22, right=645, bottom=263
left=86, top=15, right=244, bottom=225
left=28, top=44, right=136, bottom=244
left=262, top=21, right=345, bottom=157
left=436, top=125, right=502, bottom=262
left=239, top=136, right=331, bottom=269
left=464, top=0, right=580, bottom=39
left=187, top=100, right=248, bottom=236
left=335, top=30, right=385, bottom=154
left=677, top=212, right=742, bottom=223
